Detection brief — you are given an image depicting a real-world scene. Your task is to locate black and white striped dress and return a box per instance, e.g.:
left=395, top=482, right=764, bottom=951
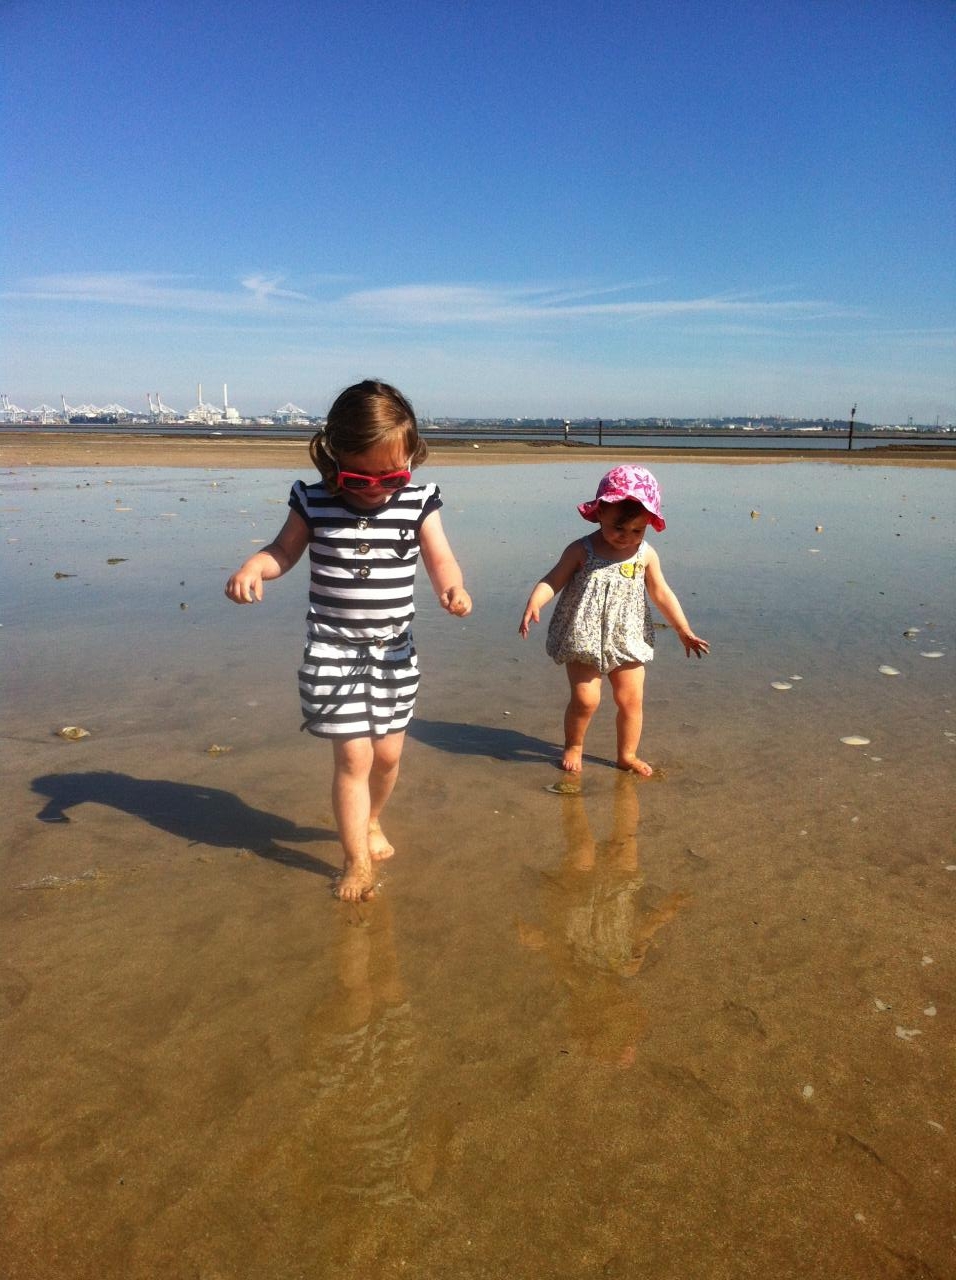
left=289, top=479, right=442, bottom=739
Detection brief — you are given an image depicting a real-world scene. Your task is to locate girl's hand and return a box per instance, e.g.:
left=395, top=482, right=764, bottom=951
left=225, top=569, right=264, bottom=604
left=518, top=605, right=539, bottom=638
left=679, top=630, right=710, bottom=658
left=441, top=586, right=472, bottom=617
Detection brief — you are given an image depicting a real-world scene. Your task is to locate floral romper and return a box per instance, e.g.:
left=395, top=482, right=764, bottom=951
left=546, top=535, right=654, bottom=674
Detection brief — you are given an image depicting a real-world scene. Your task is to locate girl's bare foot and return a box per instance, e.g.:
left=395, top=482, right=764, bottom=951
left=336, top=856, right=375, bottom=902
left=562, top=745, right=584, bottom=772
left=367, top=819, right=395, bottom=862
left=617, top=754, right=653, bottom=777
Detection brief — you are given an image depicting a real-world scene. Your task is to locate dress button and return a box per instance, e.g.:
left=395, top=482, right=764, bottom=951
left=357, top=566, right=371, bottom=578
left=357, top=518, right=369, bottom=529
left=358, top=542, right=370, bottom=554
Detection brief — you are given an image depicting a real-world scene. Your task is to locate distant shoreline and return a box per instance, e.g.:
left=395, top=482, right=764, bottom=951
left=2, top=430, right=953, bottom=469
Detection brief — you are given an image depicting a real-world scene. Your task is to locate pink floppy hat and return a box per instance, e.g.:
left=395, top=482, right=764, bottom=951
left=578, top=464, right=666, bottom=531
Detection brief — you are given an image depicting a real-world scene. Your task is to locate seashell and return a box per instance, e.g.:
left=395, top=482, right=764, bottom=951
left=894, top=1026, right=922, bottom=1041
left=57, top=726, right=90, bottom=740
left=878, top=665, right=900, bottom=676
left=814, top=524, right=823, bottom=532
left=789, top=675, right=803, bottom=680
left=544, top=781, right=581, bottom=795
left=771, top=682, right=792, bottom=691
left=902, top=628, right=920, bottom=637
left=840, top=735, right=871, bottom=746
left=206, top=744, right=232, bottom=755
left=750, top=510, right=759, bottom=519
left=920, top=651, right=944, bottom=659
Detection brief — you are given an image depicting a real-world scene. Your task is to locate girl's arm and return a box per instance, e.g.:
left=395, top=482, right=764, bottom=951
left=519, top=541, right=585, bottom=637
left=419, top=510, right=472, bottom=617
left=643, top=545, right=709, bottom=657
left=225, top=510, right=310, bottom=604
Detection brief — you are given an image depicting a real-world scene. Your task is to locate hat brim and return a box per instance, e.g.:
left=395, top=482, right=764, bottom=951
left=577, top=497, right=665, bottom=532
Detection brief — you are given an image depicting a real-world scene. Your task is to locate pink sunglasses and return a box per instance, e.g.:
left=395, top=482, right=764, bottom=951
left=336, top=466, right=411, bottom=492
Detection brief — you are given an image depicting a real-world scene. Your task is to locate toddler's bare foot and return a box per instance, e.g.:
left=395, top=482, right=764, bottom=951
left=617, top=754, right=653, bottom=777
left=562, top=745, right=584, bottom=773
left=336, top=855, right=375, bottom=902
left=368, top=820, right=395, bottom=862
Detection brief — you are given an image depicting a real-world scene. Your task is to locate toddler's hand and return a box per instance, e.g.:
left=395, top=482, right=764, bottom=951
left=225, top=570, right=263, bottom=604
left=441, top=586, right=472, bottom=617
left=518, top=606, right=539, bottom=638
left=681, top=631, right=709, bottom=658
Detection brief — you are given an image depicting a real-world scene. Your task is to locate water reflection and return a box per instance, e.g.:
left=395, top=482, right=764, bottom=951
left=517, top=773, right=690, bottom=1067
left=301, top=900, right=449, bottom=1206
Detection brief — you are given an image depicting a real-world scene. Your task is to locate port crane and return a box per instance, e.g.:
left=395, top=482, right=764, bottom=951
left=147, top=393, right=180, bottom=422
left=1, top=394, right=27, bottom=422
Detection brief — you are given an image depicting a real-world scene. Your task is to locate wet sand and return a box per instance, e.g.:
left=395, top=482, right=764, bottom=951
left=1, top=453, right=954, bottom=1279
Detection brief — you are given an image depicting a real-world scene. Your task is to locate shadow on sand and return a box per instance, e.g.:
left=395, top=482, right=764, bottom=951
left=31, top=770, right=339, bottom=879
left=408, top=717, right=558, bottom=764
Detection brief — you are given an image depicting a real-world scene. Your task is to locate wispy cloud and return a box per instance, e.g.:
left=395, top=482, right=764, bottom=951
left=240, top=274, right=311, bottom=303
left=6, top=272, right=854, bottom=329
left=339, top=283, right=851, bottom=326
left=6, top=272, right=312, bottom=314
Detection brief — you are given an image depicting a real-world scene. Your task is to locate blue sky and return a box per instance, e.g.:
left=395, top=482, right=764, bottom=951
left=3, top=0, right=954, bottom=421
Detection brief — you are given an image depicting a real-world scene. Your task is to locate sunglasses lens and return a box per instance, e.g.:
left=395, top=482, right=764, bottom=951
left=338, top=468, right=410, bottom=491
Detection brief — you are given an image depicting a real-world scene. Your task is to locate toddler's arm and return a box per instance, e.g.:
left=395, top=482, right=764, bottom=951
left=420, top=511, right=472, bottom=617
left=225, top=510, right=309, bottom=604
left=644, top=546, right=709, bottom=658
left=519, top=541, right=585, bottom=637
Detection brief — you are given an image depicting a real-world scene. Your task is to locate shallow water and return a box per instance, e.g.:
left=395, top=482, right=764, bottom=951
left=2, top=458, right=954, bottom=1279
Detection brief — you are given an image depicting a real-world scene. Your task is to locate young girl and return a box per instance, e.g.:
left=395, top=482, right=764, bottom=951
left=519, top=464, right=707, bottom=776
left=226, top=380, right=471, bottom=902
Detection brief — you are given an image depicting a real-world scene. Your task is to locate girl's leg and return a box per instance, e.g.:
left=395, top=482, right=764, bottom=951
left=367, top=731, right=405, bottom=861
left=608, top=662, right=652, bottom=776
left=331, top=736, right=376, bottom=901
left=562, top=661, right=602, bottom=772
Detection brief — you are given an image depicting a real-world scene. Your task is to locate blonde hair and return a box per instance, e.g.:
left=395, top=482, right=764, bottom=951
left=309, top=380, right=427, bottom=486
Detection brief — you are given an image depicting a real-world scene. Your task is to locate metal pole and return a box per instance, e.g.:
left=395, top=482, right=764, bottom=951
left=598, top=418, right=603, bottom=446
left=847, top=403, right=857, bottom=451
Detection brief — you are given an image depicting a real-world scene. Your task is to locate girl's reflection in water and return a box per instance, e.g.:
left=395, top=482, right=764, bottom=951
left=517, top=773, right=690, bottom=1067
left=301, top=897, right=447, bottom=1207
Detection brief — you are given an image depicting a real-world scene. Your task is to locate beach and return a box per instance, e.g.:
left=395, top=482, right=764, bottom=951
left=3, top=428, right=955, bottom=471
left=2, top=442, right=954, bottom=1279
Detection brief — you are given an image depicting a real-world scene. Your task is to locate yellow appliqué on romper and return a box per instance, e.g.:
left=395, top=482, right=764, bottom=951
left=619, top=562, right=636, bottom=578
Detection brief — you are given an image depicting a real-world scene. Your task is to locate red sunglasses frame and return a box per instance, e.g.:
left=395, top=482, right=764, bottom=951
left=336, top=466, right=412, bottom=492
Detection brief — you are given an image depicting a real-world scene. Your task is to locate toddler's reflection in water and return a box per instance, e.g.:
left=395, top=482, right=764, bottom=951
left=517, top=773, right=690, bottom=1067
left=300, top=897, right=449, bottom=1207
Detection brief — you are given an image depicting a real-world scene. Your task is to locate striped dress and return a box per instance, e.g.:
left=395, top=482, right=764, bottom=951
left=289, top=479, right=442, bottom=739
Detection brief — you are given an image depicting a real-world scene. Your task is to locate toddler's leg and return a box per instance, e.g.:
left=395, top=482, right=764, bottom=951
left=562, top=661, right=602, bottom=772
left=608, top=662, right=652, bottom=776
left=367, top=731, right=405, bottom=861
left=331, top=737, right=377, bottom=901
